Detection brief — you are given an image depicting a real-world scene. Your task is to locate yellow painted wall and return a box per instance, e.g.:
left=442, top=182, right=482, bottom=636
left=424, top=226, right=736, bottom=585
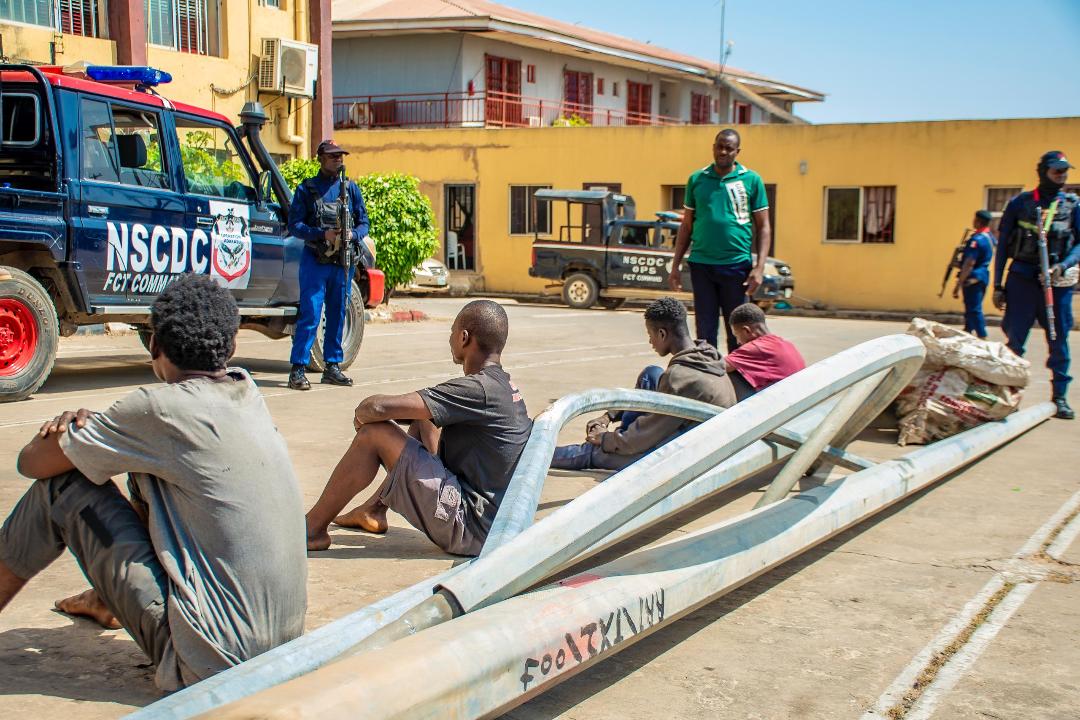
left=337, top=117, right=1080, bottom=313
left=2, top=5, right=309, bottom=158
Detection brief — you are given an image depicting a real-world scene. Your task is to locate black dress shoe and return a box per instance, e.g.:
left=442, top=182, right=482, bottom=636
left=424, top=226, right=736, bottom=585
left=288, top=365, right=311, bottom=391
left=322, top=363, right=353, bottom=386
left=1053, top=396, right=1075, bottom=420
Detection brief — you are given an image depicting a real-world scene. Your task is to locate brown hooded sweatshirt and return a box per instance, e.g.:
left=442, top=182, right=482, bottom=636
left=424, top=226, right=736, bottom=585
left=600, top=340, right=736, bottom=456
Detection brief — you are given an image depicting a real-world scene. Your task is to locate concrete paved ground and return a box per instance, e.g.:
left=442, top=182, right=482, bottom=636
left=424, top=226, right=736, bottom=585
left=0, top=298, right=1076, bottom=719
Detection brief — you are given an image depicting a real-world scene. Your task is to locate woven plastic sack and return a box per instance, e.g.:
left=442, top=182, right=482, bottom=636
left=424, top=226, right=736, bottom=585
left=895, top=367, right=1023, bottom=445
left=905, top=317, right=1030, bottom=387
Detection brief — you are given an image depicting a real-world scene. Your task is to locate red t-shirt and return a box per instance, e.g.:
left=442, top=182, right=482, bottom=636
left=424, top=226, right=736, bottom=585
left=726, top=334, right=806, bottom=390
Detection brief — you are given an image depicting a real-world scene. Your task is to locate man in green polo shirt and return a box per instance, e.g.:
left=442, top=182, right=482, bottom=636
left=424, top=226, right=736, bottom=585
left=670, top=128, right=771, bottom=351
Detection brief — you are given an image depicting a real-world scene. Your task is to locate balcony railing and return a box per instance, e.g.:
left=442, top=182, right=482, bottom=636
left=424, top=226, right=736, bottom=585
left=332, top=90, right=687, bottom=130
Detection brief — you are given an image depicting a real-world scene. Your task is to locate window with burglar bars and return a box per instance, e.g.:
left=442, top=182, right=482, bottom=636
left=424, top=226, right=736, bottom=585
left=146, top=0, right=217, bottom=55
left=509, top=185, right=551, bottom=235
left=1, top=0, right=105, bottom=37
left=823, top=186, right=896, bottom=244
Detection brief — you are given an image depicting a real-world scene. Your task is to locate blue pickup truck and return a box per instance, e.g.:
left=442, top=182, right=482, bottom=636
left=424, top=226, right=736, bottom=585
left=0, top=64, right=384, bottom=402
left=529, top=189, right=794, bottom=311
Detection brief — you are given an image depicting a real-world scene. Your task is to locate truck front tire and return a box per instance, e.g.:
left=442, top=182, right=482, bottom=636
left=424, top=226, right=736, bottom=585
left=0, top=266, right=59, bottom=402
left=309, top=277, right=366, bottom=372
left=562, top=273, right=599, bottom=310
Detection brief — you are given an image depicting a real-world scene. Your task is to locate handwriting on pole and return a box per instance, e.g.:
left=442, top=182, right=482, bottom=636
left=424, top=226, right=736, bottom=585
left=519, top=589, right=666, bottom=692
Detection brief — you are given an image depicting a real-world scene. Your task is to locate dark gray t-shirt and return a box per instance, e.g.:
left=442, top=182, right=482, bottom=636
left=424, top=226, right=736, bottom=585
left=418, top=365, right=532, bottom=534
left=59, top=369, right=307, bottom=691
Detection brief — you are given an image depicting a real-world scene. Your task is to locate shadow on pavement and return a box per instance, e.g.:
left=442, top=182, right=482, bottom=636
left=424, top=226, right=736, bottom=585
left=0, top=621, right=159, bottom=706
left=503, top=474, right=948, bottom=720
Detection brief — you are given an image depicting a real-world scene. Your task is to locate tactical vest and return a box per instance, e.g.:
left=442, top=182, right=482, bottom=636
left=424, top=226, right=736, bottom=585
left=1007, top=191, right=1078, bottom=265
left=303, top=177, right=348, bottom=264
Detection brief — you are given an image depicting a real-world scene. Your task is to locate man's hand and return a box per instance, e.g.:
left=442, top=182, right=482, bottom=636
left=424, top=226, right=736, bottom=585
left=744, top=266, right=765, bottom=296
left=1049, top=263, right=1066, bottom=284
left=992, top=289, right=1006, bottom=311
left=585, top=414, right=610, bottom=444
left=952, top=284, right=961, bottom=299
left=668, top=267, right=683, bottom=292
left=585, top=414, right=610, bottom=437
left=39, top=409, right=92, bottom=438
left=323, top=228, right=340, bottom=244
left=586, top=427, right=604, bottom=446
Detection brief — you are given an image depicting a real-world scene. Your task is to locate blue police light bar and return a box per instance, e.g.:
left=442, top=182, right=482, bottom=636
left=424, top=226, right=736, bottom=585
left=84, top=66, right=173, bottom=86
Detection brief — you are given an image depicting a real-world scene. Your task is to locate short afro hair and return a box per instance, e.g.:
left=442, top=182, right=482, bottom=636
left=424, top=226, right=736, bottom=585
left=457, top=299, right=509, bottom=354
left=729, top=302, right=767, bottom=328
left=150, top=274, right=239, bottom=371
left=715, top=128, right=741, bottom=147
left=644, top=297, right=689, bottom=334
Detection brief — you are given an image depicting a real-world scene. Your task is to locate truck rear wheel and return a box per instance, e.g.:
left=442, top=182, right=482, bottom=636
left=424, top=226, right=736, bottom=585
left=309, top=277, right=366, bottom=372
left=562, top=273, right=599, bottom=310
left=0, top=267, right=59, bottom=402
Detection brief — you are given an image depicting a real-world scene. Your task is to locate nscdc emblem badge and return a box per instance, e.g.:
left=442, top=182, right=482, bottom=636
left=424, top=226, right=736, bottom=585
left=209, top=203, right=252, bottom=287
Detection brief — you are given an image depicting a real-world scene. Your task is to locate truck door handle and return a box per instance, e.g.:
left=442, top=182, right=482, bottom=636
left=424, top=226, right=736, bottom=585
left=87, top=205, right=109, bottom=216
left=196, top=216, right=214, bottom=227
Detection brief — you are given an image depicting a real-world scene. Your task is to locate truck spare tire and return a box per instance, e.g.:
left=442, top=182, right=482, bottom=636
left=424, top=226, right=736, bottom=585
left=0, top=266, right=59, bottom=402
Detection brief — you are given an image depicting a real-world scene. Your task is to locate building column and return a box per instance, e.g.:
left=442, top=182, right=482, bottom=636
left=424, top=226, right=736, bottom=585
left=309, top=0, right=333, bottom=156
left=109, top=0, right=147, bottom=66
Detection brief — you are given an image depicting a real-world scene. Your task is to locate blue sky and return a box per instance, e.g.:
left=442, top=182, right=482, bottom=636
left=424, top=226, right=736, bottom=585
left=501, top=0, right=1080, bottom=124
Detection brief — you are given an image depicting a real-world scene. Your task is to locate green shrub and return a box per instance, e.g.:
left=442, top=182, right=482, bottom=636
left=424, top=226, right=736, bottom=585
left=279, top=157, right=320, bottom=191
left=357, top=173, right=438, bottom=292
left=277, top=160, right=438, bottom=293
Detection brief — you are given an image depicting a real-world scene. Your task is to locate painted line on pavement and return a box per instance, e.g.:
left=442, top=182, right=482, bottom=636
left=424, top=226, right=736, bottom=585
left=864, top=489, right=1080, bottom=719
left=903, top=581, right=1038, bottom=720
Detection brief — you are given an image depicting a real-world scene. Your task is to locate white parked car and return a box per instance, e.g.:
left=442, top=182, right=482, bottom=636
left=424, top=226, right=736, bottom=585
left=398, top=257, right=450, bottom=293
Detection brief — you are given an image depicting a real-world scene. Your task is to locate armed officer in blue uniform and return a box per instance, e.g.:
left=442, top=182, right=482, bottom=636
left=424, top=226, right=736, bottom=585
left=287, top=139, right=370, bottom=391
left=993, top=150, right=1080, bottom=419
left=952, top=209, right=996, bottom=339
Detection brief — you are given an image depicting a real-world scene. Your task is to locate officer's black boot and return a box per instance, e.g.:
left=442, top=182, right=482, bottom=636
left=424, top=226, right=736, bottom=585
left=322, top=363, right=353, bottom=386
left=288, top=364, right=311, bottom=391
left=1053, top=396, right=1075, bottom=420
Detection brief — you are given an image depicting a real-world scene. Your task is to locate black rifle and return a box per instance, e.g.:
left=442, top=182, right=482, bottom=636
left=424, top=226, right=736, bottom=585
left=1035, top=206, right=1057, bottom=341
left=337, top=166, right=354, bottom=268
left=938, top=229, right=971, bottom=298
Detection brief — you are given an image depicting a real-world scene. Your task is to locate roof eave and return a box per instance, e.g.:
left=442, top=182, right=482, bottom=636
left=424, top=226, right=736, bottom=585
left=331, top=16, right=825, bottom=100
left=731, top=76, right=824, bottom=103
left=332, top=16, right=714, bottom=80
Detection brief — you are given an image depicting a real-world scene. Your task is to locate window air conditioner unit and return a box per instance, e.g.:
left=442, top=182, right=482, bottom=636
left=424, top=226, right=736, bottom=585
left=527, top=115, right=542, bottom=127
left=258, top=38, right=318, bottom=98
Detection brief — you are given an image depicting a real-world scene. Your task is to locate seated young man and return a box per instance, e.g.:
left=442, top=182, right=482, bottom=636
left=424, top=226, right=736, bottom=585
left=0, top=275, right=307, bottom=692
left=306, top=300, right=532, bottom=557
left=551, top=297, right=737, bottom=472
left=724, top=302, right=807, bottom=400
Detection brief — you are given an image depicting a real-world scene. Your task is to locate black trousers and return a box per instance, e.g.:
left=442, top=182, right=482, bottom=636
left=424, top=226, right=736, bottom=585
left=689, top=260, right=751, bottom=352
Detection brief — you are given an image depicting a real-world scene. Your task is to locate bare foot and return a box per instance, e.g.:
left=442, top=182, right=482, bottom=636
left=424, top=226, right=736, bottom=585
left=54, top=589, right=121, bottom=629
left=333, top=505, right=388, bottom=534
left=306, top=528, right=332, bottom=552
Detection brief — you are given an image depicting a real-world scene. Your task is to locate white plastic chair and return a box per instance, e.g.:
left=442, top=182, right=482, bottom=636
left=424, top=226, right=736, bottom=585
left=446, top=231, right=462, bottom=269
